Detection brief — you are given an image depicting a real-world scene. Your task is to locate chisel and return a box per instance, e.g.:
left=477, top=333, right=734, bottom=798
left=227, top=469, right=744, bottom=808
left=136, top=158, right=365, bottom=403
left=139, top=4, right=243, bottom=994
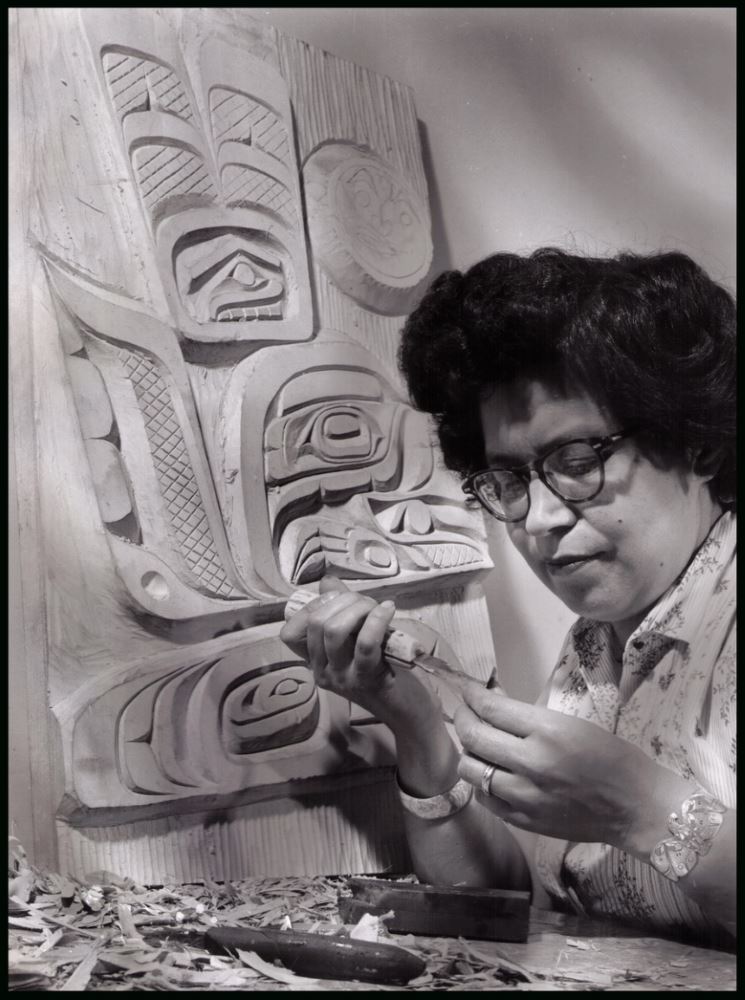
left=284, top=588, right=495, bottom=697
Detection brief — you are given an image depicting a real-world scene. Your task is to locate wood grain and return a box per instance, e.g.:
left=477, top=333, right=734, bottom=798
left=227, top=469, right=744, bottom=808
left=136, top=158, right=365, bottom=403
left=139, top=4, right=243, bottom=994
left=12, top=8, right=499, bottom=881
left=57, top=772, right=410, bottom=883
left=9, top=10, right=61, bottom=867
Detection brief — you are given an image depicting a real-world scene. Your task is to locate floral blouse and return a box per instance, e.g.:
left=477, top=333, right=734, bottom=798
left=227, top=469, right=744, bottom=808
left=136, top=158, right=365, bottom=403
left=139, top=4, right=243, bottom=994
left=534, top=512, right=736, bottom=941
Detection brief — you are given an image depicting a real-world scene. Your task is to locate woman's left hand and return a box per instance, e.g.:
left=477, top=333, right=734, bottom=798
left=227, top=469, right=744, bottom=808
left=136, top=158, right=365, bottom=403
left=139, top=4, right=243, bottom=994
left=454, top=680, right=684, bottom=851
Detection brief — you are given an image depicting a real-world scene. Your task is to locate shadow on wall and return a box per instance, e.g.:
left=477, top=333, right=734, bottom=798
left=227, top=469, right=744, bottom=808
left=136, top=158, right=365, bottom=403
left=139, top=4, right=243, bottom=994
left=417, top=119, right=452, bottom=278
left=483, top=13, right=734, bottom=282
left=256, top=7, right=734, bottom=283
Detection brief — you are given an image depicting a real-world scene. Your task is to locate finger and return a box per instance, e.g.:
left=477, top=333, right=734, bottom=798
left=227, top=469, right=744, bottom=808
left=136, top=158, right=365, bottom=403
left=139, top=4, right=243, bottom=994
left=319, top=575, right=350, bottom=595
left=352, top=602, right=397, bottom=690
left=454, top=702, right=527, bottom=774
left=462, top=681, right=549, bottom=738
left=457, top=754, right=521, bottom=810
left=280, top=588, right=342, bottom=648
left=457, top=753, right=522, bottom=795
left=306, top=591, right=361, bottom=671
left=320, top=597, right=381, bottom=667
left=279, top=618, right=308, bottom=659
left=473, top=764, right=541, bottom=832
left=457, top=753, right=536, bottom=824
left=354, top=600, right=396, bottom=667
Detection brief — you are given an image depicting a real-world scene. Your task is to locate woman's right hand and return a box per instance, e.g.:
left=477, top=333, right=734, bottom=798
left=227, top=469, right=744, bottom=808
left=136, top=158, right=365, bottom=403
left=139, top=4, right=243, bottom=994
left=279, top=576, right=441, bottom=733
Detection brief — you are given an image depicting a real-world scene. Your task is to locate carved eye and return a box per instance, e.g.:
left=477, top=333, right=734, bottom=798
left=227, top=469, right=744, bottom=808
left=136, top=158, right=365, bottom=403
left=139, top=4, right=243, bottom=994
left=228, top=670, right=313, bottom=724
left=190, top=251, right=283, bottom=322
left=290, top=405, right=384, bottom=465
left=222, top=666, right=319, bottom=756
left=236, top=675, right=305, bottom=713
left=270, top=676, right=303, bottom=698
left=174, top=230, right=289, bottom=323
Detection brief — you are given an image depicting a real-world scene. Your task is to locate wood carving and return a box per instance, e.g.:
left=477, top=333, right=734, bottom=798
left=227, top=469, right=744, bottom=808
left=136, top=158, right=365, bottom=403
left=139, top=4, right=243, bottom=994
left=12, top=8, right=499, bottom=880
left=221, top=341, right=491, bottom=595
left=84, top=9, right=312, bottom=345
left=57, top=617, right=460, bottom=819
left=47, top=254, right=491, bottom=622
left=304, top=143, right=434, bottom=314
left=45, top=256, right=275, bottom=622
left=56, top=624, right=374, bottom=816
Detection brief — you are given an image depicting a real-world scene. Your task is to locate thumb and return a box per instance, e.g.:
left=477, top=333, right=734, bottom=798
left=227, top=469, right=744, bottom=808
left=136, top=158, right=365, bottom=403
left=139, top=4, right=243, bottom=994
left=319, top=575, right=350, bottom=595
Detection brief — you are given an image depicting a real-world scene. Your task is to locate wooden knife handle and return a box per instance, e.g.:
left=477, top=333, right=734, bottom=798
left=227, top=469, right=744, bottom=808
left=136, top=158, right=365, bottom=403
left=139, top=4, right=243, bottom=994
left=205, top=925, right=426, bottom=985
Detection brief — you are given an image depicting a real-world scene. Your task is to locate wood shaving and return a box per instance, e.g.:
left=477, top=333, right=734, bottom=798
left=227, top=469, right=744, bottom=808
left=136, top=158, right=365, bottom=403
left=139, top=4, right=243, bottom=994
left=58, top=942, right=101, bottom=991
left=7, top=838, right=735, bottom=991
left=236, top=948, right=322, bottom=987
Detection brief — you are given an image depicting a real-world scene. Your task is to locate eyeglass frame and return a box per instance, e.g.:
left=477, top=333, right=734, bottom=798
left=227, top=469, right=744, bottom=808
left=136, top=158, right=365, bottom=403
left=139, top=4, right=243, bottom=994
left=462, top=428, right=638, bottom=523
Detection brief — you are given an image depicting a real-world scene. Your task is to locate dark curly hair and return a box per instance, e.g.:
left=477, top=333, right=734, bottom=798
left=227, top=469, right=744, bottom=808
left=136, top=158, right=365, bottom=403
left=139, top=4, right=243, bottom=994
left=399, top=248, right=736, bottom=507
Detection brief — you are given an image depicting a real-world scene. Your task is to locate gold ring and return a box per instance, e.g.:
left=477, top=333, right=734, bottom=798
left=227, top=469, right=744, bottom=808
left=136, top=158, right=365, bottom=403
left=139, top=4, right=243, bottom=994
left=480, top=763, right=496, bottom=796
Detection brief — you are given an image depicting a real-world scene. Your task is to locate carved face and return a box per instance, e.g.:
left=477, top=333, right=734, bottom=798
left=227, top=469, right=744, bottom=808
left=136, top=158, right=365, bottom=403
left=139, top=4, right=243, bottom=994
left=157, top=208, right=309, bottom=341
left=66, top=629, right=361, bottom=808
left=221, top=342, right=491, bottom=595
left=280, top=492, right=489, bottom=585
left=119, top=655, right=321, bottom=794
left=96, top=30, right=312, bottom=343
left=174, top=230, right=288, bottom=324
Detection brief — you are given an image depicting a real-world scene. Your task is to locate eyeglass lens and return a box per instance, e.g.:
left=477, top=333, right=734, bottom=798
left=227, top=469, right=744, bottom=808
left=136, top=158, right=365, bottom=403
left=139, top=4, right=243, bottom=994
left=475, top=441, right=603, bottom=519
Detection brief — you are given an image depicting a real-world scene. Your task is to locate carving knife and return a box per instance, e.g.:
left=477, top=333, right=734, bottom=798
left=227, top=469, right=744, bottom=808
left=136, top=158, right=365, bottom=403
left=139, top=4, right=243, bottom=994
left=284, top=588, right=495, bottom=697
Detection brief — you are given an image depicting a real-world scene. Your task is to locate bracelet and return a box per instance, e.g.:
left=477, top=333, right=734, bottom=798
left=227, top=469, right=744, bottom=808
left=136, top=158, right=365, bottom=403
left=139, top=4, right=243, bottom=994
left=650, top=792, right=726, bottom=882
left=396, top=773, right=473, bottom=820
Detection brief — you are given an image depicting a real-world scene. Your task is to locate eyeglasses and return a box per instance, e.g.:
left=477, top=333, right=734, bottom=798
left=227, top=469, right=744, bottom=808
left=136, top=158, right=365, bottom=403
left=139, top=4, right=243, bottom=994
left=462, top=429, right=637, bottom=523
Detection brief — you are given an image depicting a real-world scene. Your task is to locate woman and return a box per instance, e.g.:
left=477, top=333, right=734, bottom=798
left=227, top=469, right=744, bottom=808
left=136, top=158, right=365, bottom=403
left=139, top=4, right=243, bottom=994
left=281, top=249, right=736, bottom=944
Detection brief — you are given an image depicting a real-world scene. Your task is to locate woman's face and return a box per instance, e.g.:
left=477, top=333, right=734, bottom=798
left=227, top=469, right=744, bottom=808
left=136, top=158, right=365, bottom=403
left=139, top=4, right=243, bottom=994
left=479, top=378, right=720, bottom=643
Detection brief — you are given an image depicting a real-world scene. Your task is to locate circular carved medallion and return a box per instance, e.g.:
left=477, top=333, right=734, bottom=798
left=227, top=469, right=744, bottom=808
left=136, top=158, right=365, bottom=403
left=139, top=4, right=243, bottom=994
left=303, top=143, right=433, bottom=314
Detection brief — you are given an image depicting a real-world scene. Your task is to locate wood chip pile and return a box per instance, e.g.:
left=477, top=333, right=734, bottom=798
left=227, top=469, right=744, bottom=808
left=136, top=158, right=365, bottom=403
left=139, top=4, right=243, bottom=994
left=8, top=837, right=735, bottom=991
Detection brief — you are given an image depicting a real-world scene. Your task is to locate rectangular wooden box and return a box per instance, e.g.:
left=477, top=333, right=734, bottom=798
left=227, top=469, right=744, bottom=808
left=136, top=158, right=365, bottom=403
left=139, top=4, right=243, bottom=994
left=339, top=877, right=531, bottom=942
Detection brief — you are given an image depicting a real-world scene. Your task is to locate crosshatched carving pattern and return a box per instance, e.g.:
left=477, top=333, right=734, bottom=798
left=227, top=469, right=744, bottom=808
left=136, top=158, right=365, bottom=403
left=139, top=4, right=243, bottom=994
left=119, top=348, right=237, bottom=597
left=210, top=88, right=291, bottom=163
left=133, top=145, right=216, bottom=213
left=103, top=50, right=194, bottom=122
left=220, top=165, right=298, bottom=225
left=95, top=27, right=314, bottom=344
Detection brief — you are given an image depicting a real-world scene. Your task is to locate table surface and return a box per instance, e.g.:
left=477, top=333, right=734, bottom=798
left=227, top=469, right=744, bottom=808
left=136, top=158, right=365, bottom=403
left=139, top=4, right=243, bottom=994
left=8, top=873, right=737, bottom=991
left=466, top=907, right=737, bottom=991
